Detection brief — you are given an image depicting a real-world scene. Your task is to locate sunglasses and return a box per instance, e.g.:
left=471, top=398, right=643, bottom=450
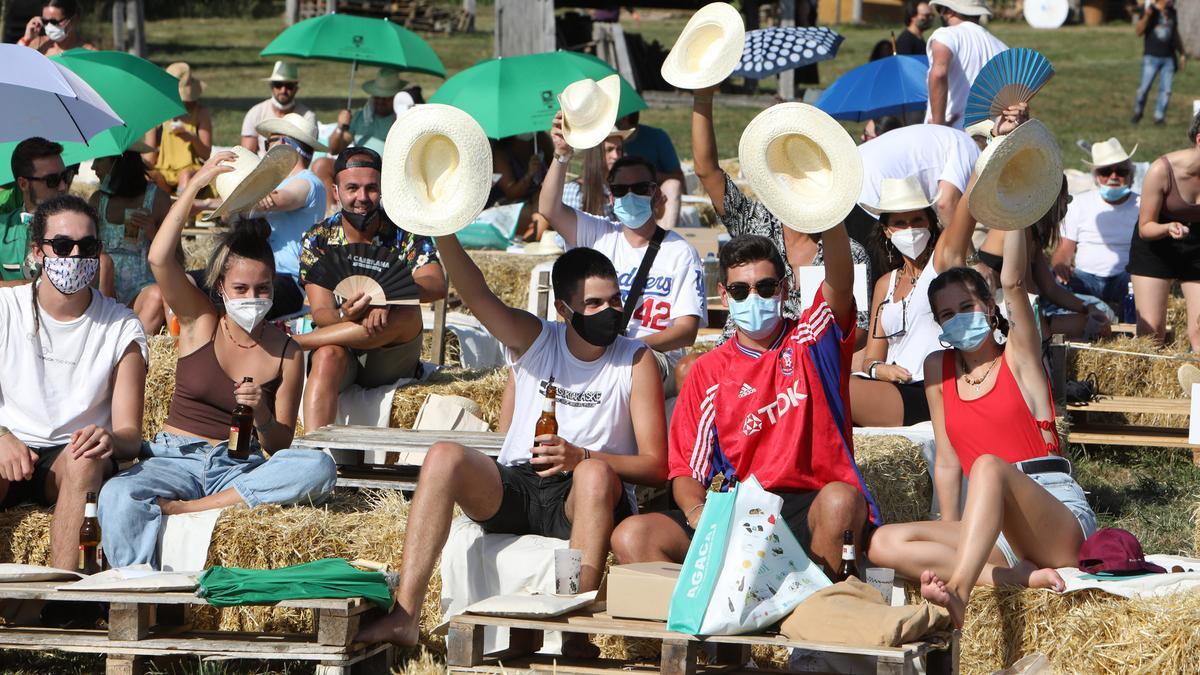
left=1096, top=166, right=1131, bottom=179
left=610, top=181, right=656, bottom=198
left=272, top=82, right=298, bottom=91
left=24, top=170, right=73, bottom=190
left=40, top=235, right=102, bottom=258
left=724, top=278, right=781, bottom=302
left=40, top=17, right=63, bottom=25
left=872, top=296, right=908, bottom=340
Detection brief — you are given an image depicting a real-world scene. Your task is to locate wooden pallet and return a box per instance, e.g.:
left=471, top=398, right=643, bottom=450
left=1066, top=394, right=1199, bottom=464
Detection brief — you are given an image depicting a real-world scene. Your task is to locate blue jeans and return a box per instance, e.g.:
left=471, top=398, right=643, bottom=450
left=98, top=432, right=337, bottom=568
left=1068, top=269, right=1129, bottom=305
left=1134, top=55, right=1175, bottom=121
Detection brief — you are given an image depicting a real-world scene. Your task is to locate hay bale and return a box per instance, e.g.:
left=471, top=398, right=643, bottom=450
left=854, top=434, right=932, bottom=525
left=420, top=328, right=461, bottom=367
left=390, top=367, right=508, bottom=430
left=458, top=251, right=558, bottom=316
left=1068, top=336, right=1192, bottom=428
left=143, top=335, right=178, bottom=441
left=183, top=232, right=220, bottom=272
left=0, top=506, right=52, bottom=566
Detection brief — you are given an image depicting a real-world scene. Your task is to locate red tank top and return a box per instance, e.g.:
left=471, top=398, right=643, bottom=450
left=941, top=350, right=1059, bottom=476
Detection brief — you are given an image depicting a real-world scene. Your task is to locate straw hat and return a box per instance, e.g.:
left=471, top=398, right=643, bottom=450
left=1083, top=137, right=1137, bottom=168
left=166, top=62, right=204, bottom=103
left=964, top=118, right=995, bottom=140
left=660, top=2, right=746, bottom=90
left=524, top=231, right=565, bottom=255
left=861, top=176, right=937, bottom=216
left=968, top=119, right=1064, bottom=231
left=929, top=0, right=993, bottom=17
left=263, top=61, right=300, bottom=83
left=737, top=102, right=863, bottom=234
left=381, top=104, right=492, bottom=237
left=363, top=68, right=408, bottom=97
left=255, top=112, right=329, bottom=152
left=558, top=75, right=623, bottom=151
left=205, top=145, right=300, bottom=222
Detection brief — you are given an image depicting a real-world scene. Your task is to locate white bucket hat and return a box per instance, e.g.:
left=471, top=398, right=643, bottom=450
left=1083, top=137, right=1137, bottom=168
left=364, top=68, right=408, bottom=97
left=381, top=104, right=492, bottom=237
left=263, top=61, right=300, bottom=83
left=255, top=112, right=329, bottom=152
left=969, top=119, right=1064, bottom=231
left=205, top=144, right=300, bottom=222
left=558, top=75, right=623, bottom=151
left=861, top=176, right=937, bottom=216
left=660, top=2, right=746, bottom=90
left=930, top=0, right=993, bottom=17
left=738, top=102, right=863, bottom=234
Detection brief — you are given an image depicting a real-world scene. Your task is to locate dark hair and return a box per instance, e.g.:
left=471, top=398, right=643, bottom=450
left=607, top=155, right=656, bottom=185
left=868, top=39, right=894, bottom=62
left=621, top=111, right=641, bottom=128
left=11, top=137, right=63, bottom=182
left=334, top=146, right=382, bottom=177
left=872, top=207, right=941, bottom=273
left=103, top=150, right=150, bottom=199
left=205, top=218, right=276, bottom=291
left=1029, top=176, right=1068, bottom=251
left=580, top=144, right=613, bottom=217
left=927, top=266, right=1009, bottom=335
left=43, top=0, right=79, bottom=18
left=1188, top=110, right=1200, bottom=145
left=551, top=247, right=618, bottom=303
left=405, top=86, right=425, bottom=105
left=29, top=194, right=99, bottom=335
left=873, top=116, right=905, bottom=136
left=718, top=234, right=786, bottom=283
left=903, top=0, right=926, bottom=24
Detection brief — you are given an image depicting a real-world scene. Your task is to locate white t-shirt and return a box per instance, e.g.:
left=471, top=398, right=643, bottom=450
left=571, top=209, right=707, bottom=362
left=924, top=22, right=1008, bottom=129
left=858, top=125, right=980, bottom=210
left=241, top=100, right=318, bottom=155
left=0, top=286, right=147, bottom=448
left=1060, top=189, right=1141, bottom=277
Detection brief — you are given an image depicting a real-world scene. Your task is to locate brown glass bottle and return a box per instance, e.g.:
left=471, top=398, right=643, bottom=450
left=78, top=492, right=102, bottom=575
left=534, top=378, right=558, bottom=444
left=836, top=529, right=858, bottom=582
left=228, top=377, right=254, bottom=460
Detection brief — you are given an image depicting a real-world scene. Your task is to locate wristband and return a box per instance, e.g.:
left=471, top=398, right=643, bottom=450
left=18, top=36, right=30, bottom=46
left=554, top=153, right=571, bottom=164
left=584, top=448, right=591, bottom=461
left=868, top=361, right=880, bottom=380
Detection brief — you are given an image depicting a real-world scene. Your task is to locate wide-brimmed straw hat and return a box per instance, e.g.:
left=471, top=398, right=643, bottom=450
left=363, top=68, right=408, bottom=97
left=381, top=104, right=492, bottom=237
left=964, top=118, right=995, bottom=140
left=738, top=102, right=863, bottom=233
left=206, top=145, right=299, bottom=222
left=263, top=61, right=300, bottom=83
left=558, top=75, right=623, bottom=150
left=660, top=2, right=746, bottom=90
left=1083, top=137, right=1137, bottom=168
left=166, top=62, right=204, bottom=103
left=969, top=119, right=1064, bottom=231
left=524, top=231, right=565, bottom=256
left=930, top=0, right=993, bottom=17
left=861, top=176, right=937, bottom=216
left=255, top=112, right=329, bottom=152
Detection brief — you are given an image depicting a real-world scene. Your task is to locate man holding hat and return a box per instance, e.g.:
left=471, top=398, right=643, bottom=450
left=1052, top=139, right=1140, bottom=305
left=240, top=62, right=318, bottom=156
left=327, top=69, right=407, bottom=156
left=924, top=0, right=1007, bottom=129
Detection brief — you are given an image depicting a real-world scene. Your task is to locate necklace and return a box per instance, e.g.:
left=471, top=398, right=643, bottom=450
left=221, top=317, right=261, bottom=350
left=960, top=353, right=1000, bottom=387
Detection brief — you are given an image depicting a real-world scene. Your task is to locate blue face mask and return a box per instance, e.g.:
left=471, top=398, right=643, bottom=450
left=1098, top=185, right=1132, bottom=202
left=728, top=293, right=782, bottom=341
left=612, top=193, right=653, bottom=228
left=938, top=311, right=992, bottom=352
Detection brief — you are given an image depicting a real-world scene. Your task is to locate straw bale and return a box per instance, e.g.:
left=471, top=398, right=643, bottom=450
left=390, top=367, right=508, bottom=430
left=854, top=434, right=932, bottom=525
left=395, top=649, right=446, bottom=674
left=421, top=328, right=462, bottom=367
left=1068, top=336, right=1191, bottom=428
left=183, top=232, right=220, bottom=272
left=0, top=506, right=52, bottom=566
left=458, top=251, right=558, bottom=316
left=143, top=335, right=179, bottom=441
left=1167, top=294, right=1189, bottom=350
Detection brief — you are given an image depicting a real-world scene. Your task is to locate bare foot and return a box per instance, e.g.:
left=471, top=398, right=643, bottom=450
left=354, top=606, right=419, bottom=646
left=1027, top=566, right=1065, bottom=592
left=998, top=560, right=1066, bottom=592
left=561, top=633, right=600, bottom=659
left=920, top=570, right=966, bottom=629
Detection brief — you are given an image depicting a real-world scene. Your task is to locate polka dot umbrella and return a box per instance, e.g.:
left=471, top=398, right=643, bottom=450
left=731, top=27, right=844, bottom=80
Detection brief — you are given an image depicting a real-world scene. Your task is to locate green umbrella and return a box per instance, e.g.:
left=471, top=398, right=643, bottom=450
left=0, top=49, right=185, bottom=185
left=260, top=13, right=447, bottom=108
left=198, top=558, right=393, bottom=609
left=429, top=51, right=647, bottom=140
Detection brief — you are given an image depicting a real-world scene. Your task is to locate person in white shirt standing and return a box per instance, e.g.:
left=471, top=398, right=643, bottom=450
left=0, top=195, right=147, bottom=572
left=1052, top=139, right=1140, bottom=305
left=239, top=62, right=318, bottom=156
left=925, top=0, right=1007, bottom=129
left=858, top=123, right=980, bottom=228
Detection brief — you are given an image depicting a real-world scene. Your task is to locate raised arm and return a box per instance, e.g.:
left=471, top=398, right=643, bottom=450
left=1000, top=227, right=1042, bottom=371
left=254, top=174, right=312, bottom=213
left=934, top=173, right=978, bottom=272
left=538, top=112, right=580, bottom=246
left=927, top=41, right=951, bottom=126
left=1136, top=4, right=1153, bottom=36
left=819, top=223, right=856, bottom=329
left=691, top=86, right=728, bottom=215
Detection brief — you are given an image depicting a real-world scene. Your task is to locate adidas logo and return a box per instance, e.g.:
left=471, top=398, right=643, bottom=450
left=738, top=383, right=756, bottom=398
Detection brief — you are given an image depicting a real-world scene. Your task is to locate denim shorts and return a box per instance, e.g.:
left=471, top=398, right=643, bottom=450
left=996, top=459, right=1097, bottom=567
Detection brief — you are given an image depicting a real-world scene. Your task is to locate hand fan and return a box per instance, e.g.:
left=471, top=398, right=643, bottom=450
left=963, top=48, right=1054, bottom=128
left=305, top=243, right=420, bottom=307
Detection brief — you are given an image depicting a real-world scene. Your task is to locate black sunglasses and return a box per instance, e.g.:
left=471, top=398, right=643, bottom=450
left=272, top=82, right=298, bottom=91
left=724, top=278, right=781, bottom=302
left=40, top=236, right=102, bottom=258
left=40, top=17, right=62, bottom=25
left=610, top=181, right=656, bottom=198
left=1096, top=166, right=1132, bottom=179
left=24, top=170, right=72, bottom=190
left=872, top=296, right=908, bottom=340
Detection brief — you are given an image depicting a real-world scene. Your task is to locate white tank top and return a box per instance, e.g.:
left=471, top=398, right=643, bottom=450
left=877, top=263, right=942, bottom=381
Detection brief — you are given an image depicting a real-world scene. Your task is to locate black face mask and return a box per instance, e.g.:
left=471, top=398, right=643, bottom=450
left=341, top=205, right=379, bottom=232
left=569, top=306, right=623, bottom=347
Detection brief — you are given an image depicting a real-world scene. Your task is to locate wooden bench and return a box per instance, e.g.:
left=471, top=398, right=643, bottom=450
left=446, top=606, right=958, bottom=675
left=1066, top=395, right=1199, bottom=464
left=0, top=582, right=389, bottom=675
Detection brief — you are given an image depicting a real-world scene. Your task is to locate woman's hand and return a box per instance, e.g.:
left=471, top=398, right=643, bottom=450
left=192, top=151, right=237, bottom=190
left=235, top=378, right=273, bottom=428
left=550, top=112, right=573, bottom=160
left=875, top=363, right=914, bottom=384
left=24, top=16, right=42, bottom=42
left=994, top=102, right=1029, bottom=137
left=1168, top=222, right=1190, bottom=239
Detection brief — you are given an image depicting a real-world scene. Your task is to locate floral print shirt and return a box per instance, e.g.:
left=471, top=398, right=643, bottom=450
left=298, top=211, right=439, bottom=282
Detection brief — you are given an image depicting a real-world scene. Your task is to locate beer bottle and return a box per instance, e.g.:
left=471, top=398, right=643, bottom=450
left=228, top=377, right=254, bottom=460
left=836, top=529, right=858, bottom=582
left=78, top=492, right=102, bottom=575
left=534, top=378, right=558, bottom=445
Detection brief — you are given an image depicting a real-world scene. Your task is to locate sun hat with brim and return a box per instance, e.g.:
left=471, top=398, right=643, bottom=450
left=263, top=61, right=300, bottom=83
left=968, top=119, right=1063, bottom=231
left=1083, top=137, right=1137, bottom=168
left=255, top=112, right=329, bottom=152
left=930, top=0, right=993, bottom=17
left=206, top=145, right=300, bottom=222
left=660, top=2, right=746, bottom=90
left=558, top=75, right=623, bottom=151
left=363, top=68, right=408, bottom=98
left=167, top=62, right=205, bottom=103
left=1078, top=528, right=1166, bottom=576
left=381, top=104, right=493, bottom=237
left=738, top=102, right=864, bottom=234
left=861, top=175, right=938, bottom=216
left=524, top=231, right=565, bottom=255
left=964, top=118, right=995, bottom=140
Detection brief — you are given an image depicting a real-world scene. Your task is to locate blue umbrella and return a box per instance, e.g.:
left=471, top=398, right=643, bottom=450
left=733, top=27, right=843, bottom=80
left=814, top=54, right=928, bottom=122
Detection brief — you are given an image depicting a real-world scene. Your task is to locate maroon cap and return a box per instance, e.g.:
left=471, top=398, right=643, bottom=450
left=1078, top=528, right=1166, bottom=575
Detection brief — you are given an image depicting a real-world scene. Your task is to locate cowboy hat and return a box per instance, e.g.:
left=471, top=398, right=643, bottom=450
left=381, top=104, right=492, bottom=237
left=558, top=75, right=623, bottom=150
left=1083, top=137, right=1137, bottom=168
left=363, top=68, right=408, bottom=98
left=969, top=119, right=1064, bottom=231
left=524, top=231, right=565, bottom=256
left=861, top=176, right=938, bottom=216
left=263, top=61, right=300, bottom=83
left=930, top=0, right=993, bottom=17
left=738, top=102, right=863, bottom=234
left=964, top=118, right=995, bottom=140
left=255, top=112, right=329, bottom=152
left=661, top=2, right=745, bottom=90
left=205, top=144, right=299, bottom=222
left=166, top=62, right=204, bottom=103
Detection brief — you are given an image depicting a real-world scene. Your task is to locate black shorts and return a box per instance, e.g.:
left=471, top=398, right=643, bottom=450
left=665, top=490, right=821, bottom=554
left=474, top=462, right=634, bottom=540
left=0, top=444, right=67, bottom=509
left=1127, top=229, right=1200, bottom=281
left=896, top=381, right=931, bottom=426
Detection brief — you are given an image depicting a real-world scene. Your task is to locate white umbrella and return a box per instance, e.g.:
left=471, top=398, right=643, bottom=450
left=0, top=44, right=123, bottom=144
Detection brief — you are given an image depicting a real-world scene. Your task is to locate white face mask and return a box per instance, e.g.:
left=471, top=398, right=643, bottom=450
left=224, top=297, right=273, bottom=332
left=889, top=227, right=931, bottom=260
left=44, top=22, right=66, bottom=42
left=270, top=96, right=295, bottom=111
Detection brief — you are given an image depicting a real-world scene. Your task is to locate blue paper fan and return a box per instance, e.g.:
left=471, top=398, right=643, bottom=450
left=964, top=48, right=1054, bottom=128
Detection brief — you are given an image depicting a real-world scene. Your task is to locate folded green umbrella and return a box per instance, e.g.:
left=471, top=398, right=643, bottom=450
left=198, top=558, right=393, bottom=609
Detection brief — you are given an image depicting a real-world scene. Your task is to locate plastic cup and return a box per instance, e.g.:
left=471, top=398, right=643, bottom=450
left=124, top=208, right=149, bottom=242
left=554, top=548, right=582, bottom=596
left=865, top=567, right=896, bottom=604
